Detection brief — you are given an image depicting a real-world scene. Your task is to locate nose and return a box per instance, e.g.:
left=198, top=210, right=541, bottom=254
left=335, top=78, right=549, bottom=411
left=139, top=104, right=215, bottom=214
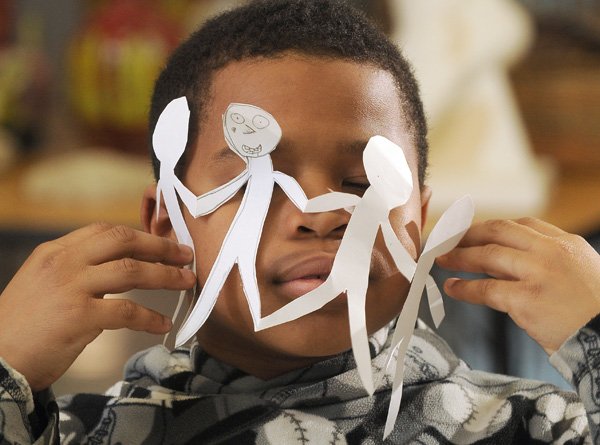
left=243, top=124, right=256, bottom=134
left=298, top=207, right=349, bottom=239
left=275, top=181, right=350, bottom=241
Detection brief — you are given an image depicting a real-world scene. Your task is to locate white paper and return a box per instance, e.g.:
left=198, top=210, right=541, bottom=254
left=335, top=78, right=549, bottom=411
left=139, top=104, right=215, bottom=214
left=175, top=103, right=309, bottom=347
left=382, top=195, right=474, bottom=438
left=152, top=97, right=199, bottom=348
left=152, top=99, right=476, bottom=439
left=257, top=136, right=416, bottom=395
left=153, top=97, right=195, bottom=247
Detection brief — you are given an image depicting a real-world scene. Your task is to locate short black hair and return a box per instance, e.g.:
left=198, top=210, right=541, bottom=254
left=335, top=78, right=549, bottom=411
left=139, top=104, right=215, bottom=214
left=149, top=0, right=428, bottom=185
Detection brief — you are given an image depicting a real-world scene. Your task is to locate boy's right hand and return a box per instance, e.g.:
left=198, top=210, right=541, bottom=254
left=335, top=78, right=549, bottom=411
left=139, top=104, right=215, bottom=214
left=0, top=223, right=195, bottom=392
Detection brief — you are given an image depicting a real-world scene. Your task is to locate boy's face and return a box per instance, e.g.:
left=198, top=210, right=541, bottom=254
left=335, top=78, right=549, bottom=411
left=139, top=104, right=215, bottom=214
left=148, top=54, right=430, bottom=378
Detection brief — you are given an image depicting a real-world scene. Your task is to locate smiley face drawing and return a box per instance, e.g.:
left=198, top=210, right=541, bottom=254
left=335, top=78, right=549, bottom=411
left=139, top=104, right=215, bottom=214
left=223, top=103, right=281, bottom=158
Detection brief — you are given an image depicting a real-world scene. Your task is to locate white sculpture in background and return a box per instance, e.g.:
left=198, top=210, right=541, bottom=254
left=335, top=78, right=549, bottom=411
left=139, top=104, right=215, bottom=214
left=389, top=0, right=551, bottom=215
left=174, top=103, right=309, bottom=347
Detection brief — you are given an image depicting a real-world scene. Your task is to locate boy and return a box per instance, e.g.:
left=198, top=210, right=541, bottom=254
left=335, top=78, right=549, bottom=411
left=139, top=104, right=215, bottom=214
left=2, top=0, right=600, bottom=443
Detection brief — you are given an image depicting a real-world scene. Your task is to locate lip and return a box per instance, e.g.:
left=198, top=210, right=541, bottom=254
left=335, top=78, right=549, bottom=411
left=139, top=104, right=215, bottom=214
left=271, top=253, right=335, bottom=300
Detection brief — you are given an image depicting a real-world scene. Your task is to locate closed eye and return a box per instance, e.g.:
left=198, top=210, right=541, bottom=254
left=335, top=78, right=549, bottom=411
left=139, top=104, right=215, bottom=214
left=342, top=178, right=370, bottom=195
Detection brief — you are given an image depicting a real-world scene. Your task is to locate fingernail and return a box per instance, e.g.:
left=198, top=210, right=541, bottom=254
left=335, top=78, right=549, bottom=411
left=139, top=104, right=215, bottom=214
left=183, top=268, right=196, bottom=279
left=181, top=245, right=194, bottom=261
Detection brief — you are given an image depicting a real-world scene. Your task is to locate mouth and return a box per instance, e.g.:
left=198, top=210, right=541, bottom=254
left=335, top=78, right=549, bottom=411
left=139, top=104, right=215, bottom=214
left=242, top=144, right=262, bottom=155
left=272, top=255, right=334, bottom=300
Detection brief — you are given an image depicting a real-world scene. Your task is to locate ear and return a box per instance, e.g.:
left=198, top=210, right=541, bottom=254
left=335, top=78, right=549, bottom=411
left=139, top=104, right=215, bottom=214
left=141, top=184, right=176, bottom=240
left=419, top=185, right=432, bottom=232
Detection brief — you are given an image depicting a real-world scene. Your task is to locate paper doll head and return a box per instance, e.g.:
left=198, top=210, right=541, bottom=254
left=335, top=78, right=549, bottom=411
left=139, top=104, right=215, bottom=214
left=222, top=103, right=282, bottom=158
left=152, top=96, right=190, bottom=169
left=363, top=135, right=413, bottom=209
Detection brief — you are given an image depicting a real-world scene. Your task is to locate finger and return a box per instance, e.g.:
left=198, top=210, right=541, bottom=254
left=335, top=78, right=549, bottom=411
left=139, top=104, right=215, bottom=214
left=457, top=219, right=545, bottom=251
left=91, top=299, right=173, bottom=334
left=443, top=277, right=521, bottom=314
left=79, top=225, right=193, bottom=266
left=86, top=259, right=196, bottom=294
left=30, top=223, right=115, bottom=259
left=51, top=222, right=116, bottom=248
left=513, top=217, right=566, bottom=237
left=436, top=244, right=531, bottom=280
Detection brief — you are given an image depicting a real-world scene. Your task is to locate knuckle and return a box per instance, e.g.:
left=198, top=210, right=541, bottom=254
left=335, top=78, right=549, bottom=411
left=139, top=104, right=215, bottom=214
left=88, top=221, right=113, bottom=234
left=118, top=258, right=139, bottom=274
left=482, top=219, right=515, bottom=239
left=35, top=242, right=67, bottom=272
left=485, top=219, right=513, bottom=236
left=479, top=279, right=497, bottom=298
left=552, top=235, right=578, bottom=257
left=481, top=243, right=501, bottom=258
left=524, top=280, right=543, bottom=299
left=118, top=300, right=138, bottom=322
left=160, top=236, right=175, bottom=258
left=515, top=216, right=539, bottom=226
left=107, top=225, right=136, bottom=245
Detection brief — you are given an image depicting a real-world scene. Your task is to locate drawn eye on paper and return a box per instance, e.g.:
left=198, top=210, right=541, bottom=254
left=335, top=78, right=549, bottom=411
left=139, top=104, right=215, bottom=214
left=223, top=104, right=280, bottom=158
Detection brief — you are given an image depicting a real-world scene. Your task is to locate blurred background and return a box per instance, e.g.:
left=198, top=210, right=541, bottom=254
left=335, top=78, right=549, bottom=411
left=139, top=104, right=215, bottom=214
left=0, top=0, right=599, bottom=395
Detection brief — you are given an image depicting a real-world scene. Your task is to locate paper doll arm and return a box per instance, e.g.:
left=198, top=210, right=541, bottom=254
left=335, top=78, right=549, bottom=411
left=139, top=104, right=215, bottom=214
left=171, top=176, right=197, bottom=216
left=195, top=170, right=249, bottom=216
left=380, top=221, right=417, bottom=281
left=304, top=191, right=361, bottom=213
left=272, top=171, right=308, bottom=210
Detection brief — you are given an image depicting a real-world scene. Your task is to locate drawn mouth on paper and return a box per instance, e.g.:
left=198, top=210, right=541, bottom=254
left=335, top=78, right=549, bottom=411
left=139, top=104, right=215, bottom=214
left=242, top=144, right=262, bottom=155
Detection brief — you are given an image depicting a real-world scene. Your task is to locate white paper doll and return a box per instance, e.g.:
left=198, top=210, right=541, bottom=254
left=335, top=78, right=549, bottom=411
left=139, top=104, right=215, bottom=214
left=257, top=135, right=420, bottom=394
left=175, top=103, right=309, bottom=347
left=153, top=97, right=199, bottom=347
left=153, top=97, right=196, bottom=248
left=382, top=195, right=474, bottom=438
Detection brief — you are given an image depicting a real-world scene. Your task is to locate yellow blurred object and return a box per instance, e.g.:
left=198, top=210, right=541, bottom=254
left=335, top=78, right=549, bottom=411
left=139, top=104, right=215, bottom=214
left=67, top=0, right=181, bottom=154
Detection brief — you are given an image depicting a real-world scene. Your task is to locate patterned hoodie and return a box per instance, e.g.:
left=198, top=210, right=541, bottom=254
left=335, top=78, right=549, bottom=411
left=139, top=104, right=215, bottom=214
left=2, top=316, right=600, bottom=444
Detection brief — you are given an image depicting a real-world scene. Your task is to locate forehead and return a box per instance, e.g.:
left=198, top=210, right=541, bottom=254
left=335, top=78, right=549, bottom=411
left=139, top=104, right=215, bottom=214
left=194, top=55, right=417, bottom=168
left=225, top=103, right=266, bottom=118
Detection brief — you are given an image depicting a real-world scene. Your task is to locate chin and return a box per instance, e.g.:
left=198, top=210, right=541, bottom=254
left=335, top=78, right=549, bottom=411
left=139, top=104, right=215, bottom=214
left=255, top=311, right=353, bottom=357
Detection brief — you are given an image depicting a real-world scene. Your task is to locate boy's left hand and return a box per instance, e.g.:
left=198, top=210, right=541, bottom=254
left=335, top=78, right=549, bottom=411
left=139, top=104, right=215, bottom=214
left=436, top=217, right=600, bottom=355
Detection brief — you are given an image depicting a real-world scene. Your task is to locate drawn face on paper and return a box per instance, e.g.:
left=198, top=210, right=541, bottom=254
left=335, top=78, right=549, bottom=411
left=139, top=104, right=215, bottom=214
left=222, top=103, right=282, bottom=158
left=363, top=135, right=413, bottom=209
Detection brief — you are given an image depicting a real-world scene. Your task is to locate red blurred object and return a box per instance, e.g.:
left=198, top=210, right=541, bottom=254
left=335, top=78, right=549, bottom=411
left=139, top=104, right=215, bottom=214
left=0, top=0, right=13, bottom=46
left=68, top=0, right=182, bottom=154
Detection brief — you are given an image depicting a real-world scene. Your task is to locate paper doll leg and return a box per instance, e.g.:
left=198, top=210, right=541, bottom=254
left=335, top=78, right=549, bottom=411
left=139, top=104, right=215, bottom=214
left=257, top=278, right=338, bottom=330
left=383, top=335, right=410, bottom=438
left=347, top=288, right=375, bottom=395
left=163, top=186, right=193, bottom=248
left=175, top=258, right=235, bottom=347
left=425, top=274, right=445, bottom=328
left=238, top=255, right=262, bottom=330
left=164, top=286, right=194, bottom=349
left=381, top=267, right=427, bottom=437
